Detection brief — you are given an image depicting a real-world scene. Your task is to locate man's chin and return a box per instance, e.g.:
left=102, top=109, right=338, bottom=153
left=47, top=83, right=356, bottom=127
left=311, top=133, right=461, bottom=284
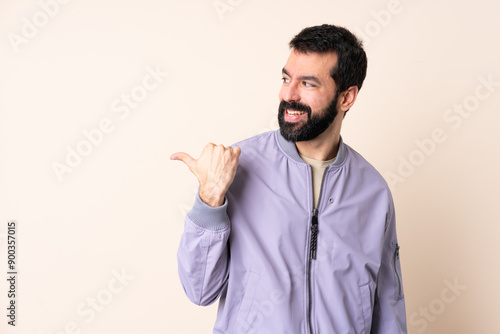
left=279, top=127, right=304, bottom=142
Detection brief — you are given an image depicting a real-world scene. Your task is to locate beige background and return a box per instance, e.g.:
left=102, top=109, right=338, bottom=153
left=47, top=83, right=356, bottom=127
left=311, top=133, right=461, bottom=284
left=1, top=0, right=499, bottom=333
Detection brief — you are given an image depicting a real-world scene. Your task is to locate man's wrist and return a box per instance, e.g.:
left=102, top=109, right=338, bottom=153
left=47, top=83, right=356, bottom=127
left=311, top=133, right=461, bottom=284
left=187, top=192, right=230, bottom=231
left=199, top=190, right=224, bottom=207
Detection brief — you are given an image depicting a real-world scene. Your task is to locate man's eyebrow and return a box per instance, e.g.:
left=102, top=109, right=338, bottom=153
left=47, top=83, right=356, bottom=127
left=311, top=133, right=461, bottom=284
left=282, top=68, right=321, bottom=85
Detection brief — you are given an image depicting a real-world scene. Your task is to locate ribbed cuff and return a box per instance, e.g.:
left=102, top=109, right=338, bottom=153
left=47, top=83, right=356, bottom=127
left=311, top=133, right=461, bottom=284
left=186, top=192, right=230, bottom=231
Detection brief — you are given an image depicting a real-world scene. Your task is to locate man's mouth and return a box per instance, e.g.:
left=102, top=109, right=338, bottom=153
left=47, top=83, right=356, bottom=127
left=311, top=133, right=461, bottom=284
left=285, top=109, right=307, bottom=122
left=286, top=109, right=306, bottom=115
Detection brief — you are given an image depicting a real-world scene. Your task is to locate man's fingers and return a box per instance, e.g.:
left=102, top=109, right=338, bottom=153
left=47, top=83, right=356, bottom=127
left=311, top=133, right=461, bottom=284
left=233, top=146, right=241, bottom=157
left=170, top=152, right=196, bottom=168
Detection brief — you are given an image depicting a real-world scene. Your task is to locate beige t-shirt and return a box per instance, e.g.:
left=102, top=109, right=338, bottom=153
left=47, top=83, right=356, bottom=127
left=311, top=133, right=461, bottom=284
left=299, top=153, right=336, bottom=209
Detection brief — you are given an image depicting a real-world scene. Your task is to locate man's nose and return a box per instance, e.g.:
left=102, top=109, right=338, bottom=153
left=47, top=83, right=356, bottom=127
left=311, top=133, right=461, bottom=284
left=282, top=83, right=300, bottom=102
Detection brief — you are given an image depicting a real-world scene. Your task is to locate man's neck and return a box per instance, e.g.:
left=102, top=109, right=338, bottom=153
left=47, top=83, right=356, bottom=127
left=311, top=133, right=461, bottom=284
left=295, top=118, right=342, bottom=161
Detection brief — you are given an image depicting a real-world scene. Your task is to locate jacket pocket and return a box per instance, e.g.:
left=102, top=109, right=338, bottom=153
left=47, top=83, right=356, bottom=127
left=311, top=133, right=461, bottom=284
left=234, top=271, right=261, bottom=333
left=392, top=241, right=403, bottom=300
left=358, top=281, right=375, bottom=334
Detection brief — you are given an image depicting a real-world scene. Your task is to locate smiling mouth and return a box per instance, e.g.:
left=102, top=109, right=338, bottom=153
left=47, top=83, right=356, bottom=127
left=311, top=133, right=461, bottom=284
left=286, top=109, right=306, bottom=115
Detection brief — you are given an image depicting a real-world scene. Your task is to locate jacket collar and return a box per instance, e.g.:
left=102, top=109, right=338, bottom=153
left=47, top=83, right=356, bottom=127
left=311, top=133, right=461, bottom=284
left=276, top=130, right=346, bottom=166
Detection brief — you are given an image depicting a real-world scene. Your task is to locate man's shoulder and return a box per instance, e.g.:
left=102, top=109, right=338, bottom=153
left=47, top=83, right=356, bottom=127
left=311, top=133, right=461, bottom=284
left=232, top=130, right=280, bottom=160
left=232, top=130, right=277, bottom=148
left=343, top=143, right=390, bottom=191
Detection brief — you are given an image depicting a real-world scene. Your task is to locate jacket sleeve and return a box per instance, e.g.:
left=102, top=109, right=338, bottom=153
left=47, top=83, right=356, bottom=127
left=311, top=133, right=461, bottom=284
left=177, top=191, right=231, bottom=306
left=371, top=198, right=408, bottom=333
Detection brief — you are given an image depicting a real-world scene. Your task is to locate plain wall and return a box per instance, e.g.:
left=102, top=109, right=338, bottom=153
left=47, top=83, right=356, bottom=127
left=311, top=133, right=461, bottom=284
left=1, top=0, right=499, bottom=333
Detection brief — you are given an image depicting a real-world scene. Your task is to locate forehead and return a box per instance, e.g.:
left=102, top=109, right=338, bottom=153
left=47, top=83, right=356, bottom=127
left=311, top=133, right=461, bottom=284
left=283, top=49, right=338, bottom=81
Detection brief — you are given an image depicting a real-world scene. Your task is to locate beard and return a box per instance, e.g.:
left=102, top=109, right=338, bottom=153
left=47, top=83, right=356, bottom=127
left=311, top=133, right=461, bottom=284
left=278, top=91, right=340, bottom=142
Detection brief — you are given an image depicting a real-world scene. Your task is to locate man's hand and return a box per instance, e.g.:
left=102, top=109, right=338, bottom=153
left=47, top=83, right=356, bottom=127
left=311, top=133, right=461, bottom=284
left=170, top=143, right=241, bottom=207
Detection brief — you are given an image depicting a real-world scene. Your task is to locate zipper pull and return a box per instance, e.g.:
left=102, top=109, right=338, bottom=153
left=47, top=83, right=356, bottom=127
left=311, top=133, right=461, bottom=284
left=393, top=243, right=402, bottom=300
left=310, top=209, right=318, bottom=260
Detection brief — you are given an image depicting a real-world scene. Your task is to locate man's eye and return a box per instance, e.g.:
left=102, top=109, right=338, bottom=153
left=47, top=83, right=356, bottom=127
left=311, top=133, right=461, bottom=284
left=281, top=77, right=290, bottom=83
left=303, top=81, right=314, bottom=87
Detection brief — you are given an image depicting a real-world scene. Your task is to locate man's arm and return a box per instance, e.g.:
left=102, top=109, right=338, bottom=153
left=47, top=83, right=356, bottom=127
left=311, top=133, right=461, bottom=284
left=171, top=143, right=240, bottom=305
left=177, top=193, right=231, bottom=305
left=371, top=199, right=408, bottom=333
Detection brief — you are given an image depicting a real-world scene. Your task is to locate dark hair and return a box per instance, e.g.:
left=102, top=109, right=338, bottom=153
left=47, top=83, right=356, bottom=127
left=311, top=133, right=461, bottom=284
left=289, top=24, right=367, bottom=94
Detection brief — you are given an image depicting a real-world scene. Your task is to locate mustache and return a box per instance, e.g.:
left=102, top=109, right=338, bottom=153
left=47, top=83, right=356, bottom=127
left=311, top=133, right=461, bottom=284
left=279, top=100, right=312, bottom=115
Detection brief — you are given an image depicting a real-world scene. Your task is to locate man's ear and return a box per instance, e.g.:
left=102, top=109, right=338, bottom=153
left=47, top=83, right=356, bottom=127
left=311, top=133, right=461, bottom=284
left=338, top=86, right=359, bottom=115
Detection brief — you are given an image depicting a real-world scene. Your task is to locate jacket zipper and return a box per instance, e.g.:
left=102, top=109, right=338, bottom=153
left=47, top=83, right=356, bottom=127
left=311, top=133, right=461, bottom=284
left=307, top=208, right=318, bottom=334
left=307, top=166, right=329, bottom=334
left=310, top=210, right=319, bottom=260
left=393, top=243, right=402, bottom=300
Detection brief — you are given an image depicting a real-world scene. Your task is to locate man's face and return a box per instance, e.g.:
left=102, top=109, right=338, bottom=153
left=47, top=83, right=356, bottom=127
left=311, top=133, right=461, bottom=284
left=278, top=49, right=340, bottom=142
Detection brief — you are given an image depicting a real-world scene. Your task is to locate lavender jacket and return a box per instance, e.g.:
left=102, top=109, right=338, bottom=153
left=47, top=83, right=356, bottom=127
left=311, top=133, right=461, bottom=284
left=177, top=130, right=407, bottom=333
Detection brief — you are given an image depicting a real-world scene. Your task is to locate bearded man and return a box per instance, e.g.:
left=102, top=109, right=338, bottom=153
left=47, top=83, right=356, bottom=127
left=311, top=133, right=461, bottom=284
left=172, top=24, right=407, bottom=334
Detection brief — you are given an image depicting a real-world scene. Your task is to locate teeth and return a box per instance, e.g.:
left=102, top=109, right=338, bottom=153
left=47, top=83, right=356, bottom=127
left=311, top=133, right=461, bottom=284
left=287, top=110, right=305, bottom=115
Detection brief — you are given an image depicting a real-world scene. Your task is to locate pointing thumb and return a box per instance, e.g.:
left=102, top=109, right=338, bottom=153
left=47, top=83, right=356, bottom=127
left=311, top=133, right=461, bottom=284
left=170, top=152, right=196, bottom=167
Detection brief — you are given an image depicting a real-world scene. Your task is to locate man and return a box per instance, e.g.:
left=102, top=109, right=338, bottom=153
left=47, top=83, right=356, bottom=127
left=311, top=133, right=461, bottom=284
left=171, top=24, right=407, bottom=333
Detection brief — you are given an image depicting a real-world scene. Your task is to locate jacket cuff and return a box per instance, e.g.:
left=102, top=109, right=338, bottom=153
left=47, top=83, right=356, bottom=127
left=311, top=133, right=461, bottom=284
left=186, top=192, right=230, bottom=231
